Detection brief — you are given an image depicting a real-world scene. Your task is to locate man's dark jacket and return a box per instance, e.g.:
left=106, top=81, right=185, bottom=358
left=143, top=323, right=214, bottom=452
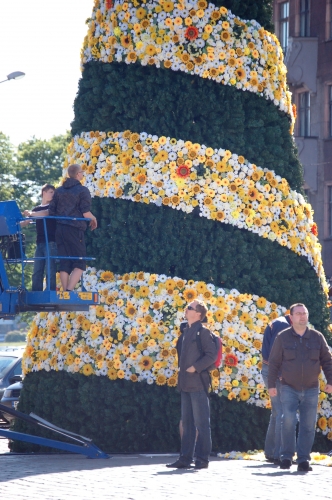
left=176, top=320, right=217, bottom=392
left=268, top=327, right=332, bottom=391
left=48, top=178, right=91, bottom=231
left=262, top=315, right=291, bottom=363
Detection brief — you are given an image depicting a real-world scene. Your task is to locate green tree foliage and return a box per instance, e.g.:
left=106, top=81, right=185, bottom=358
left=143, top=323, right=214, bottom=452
left=0, top=131, right=70, bottom=208
left=0, top=132, right=19, bottom=202
left=15, top=132, right=71, bottom=198
left=0, top=132, right=69, bottom=289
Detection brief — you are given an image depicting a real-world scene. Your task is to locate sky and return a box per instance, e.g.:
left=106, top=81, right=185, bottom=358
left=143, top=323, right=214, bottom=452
left=0, top=0, right=94, bottom=146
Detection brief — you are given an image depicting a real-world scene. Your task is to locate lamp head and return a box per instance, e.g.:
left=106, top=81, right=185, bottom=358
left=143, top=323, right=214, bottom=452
left=7, top=71, right=25, bottom=80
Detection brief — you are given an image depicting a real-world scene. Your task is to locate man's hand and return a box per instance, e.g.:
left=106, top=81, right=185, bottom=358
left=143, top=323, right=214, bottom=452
left=268, top=388, right=277, bottom=397
left=324, top=384, right=332, bottom=393
left=186, top=366, right=195, bottom=373
left=23, top=210, right=31, bottom=217
left=89, top=218, right=97, bottom=230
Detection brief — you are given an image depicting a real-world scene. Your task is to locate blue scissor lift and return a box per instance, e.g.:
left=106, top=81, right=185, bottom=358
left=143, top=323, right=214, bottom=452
left=0, top=200, right=99, bottom=318
left=0, top=200, right=109, bottom=458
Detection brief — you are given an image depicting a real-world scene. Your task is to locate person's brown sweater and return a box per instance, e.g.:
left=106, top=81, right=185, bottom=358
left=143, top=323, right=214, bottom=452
left=268, top=327, right=332, bottom=391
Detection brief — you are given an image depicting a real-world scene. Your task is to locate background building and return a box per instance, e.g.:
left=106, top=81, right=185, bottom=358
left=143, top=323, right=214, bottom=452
left=273, top=0, right=332, bottom=275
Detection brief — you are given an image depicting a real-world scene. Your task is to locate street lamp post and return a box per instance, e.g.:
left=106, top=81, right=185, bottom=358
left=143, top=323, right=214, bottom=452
left=0, top=71, right=25, bottom=84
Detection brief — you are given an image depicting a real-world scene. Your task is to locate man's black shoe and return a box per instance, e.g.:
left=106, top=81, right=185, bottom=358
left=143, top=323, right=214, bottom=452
left=297, top=461, right=312, bottom=472
left=166, top=459, right=191, bottom=468
left=273, top=458, right=281, bottom=466
left=194, top=460, right=209, bottom=469
left=280, top=459, right=291, bottom=469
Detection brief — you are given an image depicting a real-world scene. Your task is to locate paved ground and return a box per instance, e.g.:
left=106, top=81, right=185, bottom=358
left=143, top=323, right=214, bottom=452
left=0, top=436, right=331, bottom=500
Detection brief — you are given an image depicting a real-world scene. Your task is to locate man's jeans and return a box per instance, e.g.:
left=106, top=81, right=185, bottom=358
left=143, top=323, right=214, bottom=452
left=32, top=242, right=57, bottom=291
left=262, top=364, right=282, bottom=459
left=180, top=390, right=211, bottom=464
left=280, top=384, right=319, bottom=463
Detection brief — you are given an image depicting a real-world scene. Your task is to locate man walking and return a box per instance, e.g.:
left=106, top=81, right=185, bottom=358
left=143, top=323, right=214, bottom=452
left=268, top=303, right=332, bottom=471
left=166, top=300, right=217, bottom=469
left=261, top=313, right=291, bottom=464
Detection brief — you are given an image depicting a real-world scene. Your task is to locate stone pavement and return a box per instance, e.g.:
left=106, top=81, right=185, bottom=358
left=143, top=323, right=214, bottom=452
left=0, top=437, right=331, bottom=500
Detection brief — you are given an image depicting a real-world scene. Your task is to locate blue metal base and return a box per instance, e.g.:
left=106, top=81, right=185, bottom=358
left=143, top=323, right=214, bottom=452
left=0, top=429, right=110, bottom=459
left=0, top=289, right=99, bottom=319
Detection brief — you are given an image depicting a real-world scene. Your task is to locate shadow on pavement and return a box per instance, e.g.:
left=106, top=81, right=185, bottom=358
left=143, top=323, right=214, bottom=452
left=0, top=454, right=202, bottom=482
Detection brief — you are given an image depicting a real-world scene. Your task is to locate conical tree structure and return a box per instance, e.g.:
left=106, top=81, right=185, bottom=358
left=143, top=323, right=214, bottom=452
left=15, top=0, right=332, bottom=452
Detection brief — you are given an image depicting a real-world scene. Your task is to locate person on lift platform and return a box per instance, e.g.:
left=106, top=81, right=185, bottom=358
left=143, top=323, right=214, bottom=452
left=24, top=164, right=97, bottom=292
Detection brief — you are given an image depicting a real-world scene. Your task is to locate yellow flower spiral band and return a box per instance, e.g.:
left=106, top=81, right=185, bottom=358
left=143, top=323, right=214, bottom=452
left=82, top=0, right=294, bottom=128
left=64, top=130, right=326, bottom=289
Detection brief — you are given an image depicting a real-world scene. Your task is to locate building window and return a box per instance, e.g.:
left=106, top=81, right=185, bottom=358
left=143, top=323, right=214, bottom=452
left=329, top=187, right=332, bottom=236
left=299, top=92, right=310, bottom=137
left=280, top=2, right=289, bottom=52
left=300, top=0, right=310, bottom=36
left=330, top=85, right=332, bottom=137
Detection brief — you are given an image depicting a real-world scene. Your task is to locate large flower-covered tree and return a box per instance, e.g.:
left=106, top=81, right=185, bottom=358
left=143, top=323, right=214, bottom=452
left=14, top=0, right=332, bottom=453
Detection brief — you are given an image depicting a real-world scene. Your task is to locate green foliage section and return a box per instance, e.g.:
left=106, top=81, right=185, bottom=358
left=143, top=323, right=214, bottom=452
left=12, top=371, right=331, bottom=453
left=0, top=131, right=70, bottom=209
left=10, top=371, right=264, bottom=453
left=213, top=0, right=273, bottom=31
left=0, top=132, right=23, bottom=205
left=15, top=132, right=71, bottom=198
left=0, top=131, right=70, bottom=290
left=87, top=197, right=330, bottom=339
left=4, top=331, right=26, bottom=342
left=72, top=62, right=302, bottom=192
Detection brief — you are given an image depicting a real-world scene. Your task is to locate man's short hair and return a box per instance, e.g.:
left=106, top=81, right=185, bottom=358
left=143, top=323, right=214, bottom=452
left=194, top=300, right=208, bottom=321
left=41, top=183, right=55, bottom=195
left=67, top=164, right=81, bottom=178
left=290, top=303, right=307, bottom=315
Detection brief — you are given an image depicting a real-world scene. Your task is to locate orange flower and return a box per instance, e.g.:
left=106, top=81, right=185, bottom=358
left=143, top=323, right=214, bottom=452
left=184, top=26, right=199, bottom=41
left=224, top=353, right=238, bottom=367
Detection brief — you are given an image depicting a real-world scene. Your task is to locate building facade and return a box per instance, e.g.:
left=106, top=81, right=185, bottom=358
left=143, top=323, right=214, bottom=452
left=273, top=0, right=332, bottom=276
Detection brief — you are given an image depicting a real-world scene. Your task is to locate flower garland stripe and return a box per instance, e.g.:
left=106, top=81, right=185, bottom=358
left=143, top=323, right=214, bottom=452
left=22, top=269, right=332, bottom=439
left=64, top=130, right=327, bottom=290
left=81, top=0, right=295, bottom=130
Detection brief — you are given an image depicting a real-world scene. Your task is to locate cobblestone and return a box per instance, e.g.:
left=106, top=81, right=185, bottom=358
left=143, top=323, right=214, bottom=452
left=0, top=437, right=330, bottom=500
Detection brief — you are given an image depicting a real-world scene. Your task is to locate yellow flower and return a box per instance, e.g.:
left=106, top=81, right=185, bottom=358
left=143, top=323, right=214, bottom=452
left=163, top=1, right=174, bottom=12
left=136, top=7, right=147, bottom=19
left=318, top=417, right=327, bottom=431
left=156, top=374, right=167, bottom=385
left=183, top=288, right=198, bottom=302
left=256, top=297, right=267, bottom=309
left=125, top=304, right=137, bottom=317
left=139, top=356, right=153, bottom=370
left=100, top=271, right=114, bottom=281
left=167, top=376, right=178, bottom=387
left=239, top=388, right=250, bottom=401
left=82, top=364, right=94, bottom=376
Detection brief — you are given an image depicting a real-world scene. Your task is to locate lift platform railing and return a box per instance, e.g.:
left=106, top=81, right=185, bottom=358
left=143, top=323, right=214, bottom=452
left=16, top=214, right=95, bottom=291
left=0, top=402, right=110, bottom=458
left=0, top=200, right=100, bottom=318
